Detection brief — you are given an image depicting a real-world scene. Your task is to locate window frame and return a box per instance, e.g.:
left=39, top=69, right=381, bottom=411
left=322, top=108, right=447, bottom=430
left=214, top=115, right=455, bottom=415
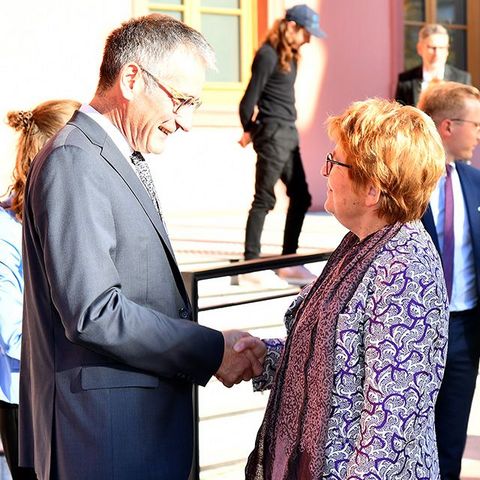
left=134, top=0, right=258, bottom=106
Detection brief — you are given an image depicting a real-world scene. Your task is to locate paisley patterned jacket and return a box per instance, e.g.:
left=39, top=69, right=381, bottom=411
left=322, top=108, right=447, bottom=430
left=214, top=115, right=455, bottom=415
left=254, top=221, right=449, bottom=479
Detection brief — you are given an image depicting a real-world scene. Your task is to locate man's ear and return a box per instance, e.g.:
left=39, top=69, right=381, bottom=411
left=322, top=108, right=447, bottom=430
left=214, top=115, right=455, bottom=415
left=437, top=118, right=452, bottom=139
left=365, top=184, right=381, bottom=208
left=119, top=63, right=142, bottom=100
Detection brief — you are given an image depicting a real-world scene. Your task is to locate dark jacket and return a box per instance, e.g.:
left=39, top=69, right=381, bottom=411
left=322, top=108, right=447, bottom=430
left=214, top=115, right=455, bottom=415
left=395, top=64, right=471, bottom=107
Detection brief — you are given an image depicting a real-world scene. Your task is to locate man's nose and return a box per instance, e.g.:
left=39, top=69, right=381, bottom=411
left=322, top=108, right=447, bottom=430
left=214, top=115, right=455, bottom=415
left=175, top=109, right=194, bottom=132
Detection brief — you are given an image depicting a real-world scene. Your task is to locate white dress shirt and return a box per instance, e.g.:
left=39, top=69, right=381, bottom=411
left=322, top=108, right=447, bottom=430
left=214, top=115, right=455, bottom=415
left=421, top=66, right=446, bottom=92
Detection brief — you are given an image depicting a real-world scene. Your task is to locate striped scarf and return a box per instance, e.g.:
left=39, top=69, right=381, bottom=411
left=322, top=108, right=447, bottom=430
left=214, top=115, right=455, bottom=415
left=246, top=222, right=402, bottom=480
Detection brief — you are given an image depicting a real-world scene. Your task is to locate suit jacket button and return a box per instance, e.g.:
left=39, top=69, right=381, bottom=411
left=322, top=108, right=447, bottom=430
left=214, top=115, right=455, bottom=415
left=179, top=307, right=189, bottom=319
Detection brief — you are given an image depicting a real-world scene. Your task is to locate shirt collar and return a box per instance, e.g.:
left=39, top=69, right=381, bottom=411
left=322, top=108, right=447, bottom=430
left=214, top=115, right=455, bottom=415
left=423, top=66, right=445, bottom=82
left=79, top=104, right=133, bottom=161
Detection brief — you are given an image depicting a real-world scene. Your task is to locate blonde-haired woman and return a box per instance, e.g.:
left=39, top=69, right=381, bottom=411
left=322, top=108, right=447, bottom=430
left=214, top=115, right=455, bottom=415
left=240, top=98, right=449, bottom=479
left=0, top=99, right=79, bottom=479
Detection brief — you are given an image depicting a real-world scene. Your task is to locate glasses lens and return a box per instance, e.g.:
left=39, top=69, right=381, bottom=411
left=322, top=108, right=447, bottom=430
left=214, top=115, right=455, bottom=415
left=326, top=154, right=332, bottom=175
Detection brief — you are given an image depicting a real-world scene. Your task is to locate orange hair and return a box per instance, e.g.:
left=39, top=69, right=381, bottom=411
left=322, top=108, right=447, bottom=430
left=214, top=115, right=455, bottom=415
left=327, top=98, right=445, bottom=223
left=5, top=99, right=80, bottom=221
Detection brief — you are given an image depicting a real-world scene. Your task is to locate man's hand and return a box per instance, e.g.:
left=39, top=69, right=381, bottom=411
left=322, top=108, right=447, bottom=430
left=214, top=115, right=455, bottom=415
left=216, top=330, right=266, bottom=387
left=238, top=131, right=252, bottom=148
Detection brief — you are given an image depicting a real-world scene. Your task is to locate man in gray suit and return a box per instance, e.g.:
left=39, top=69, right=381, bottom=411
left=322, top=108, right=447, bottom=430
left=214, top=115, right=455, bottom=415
left=19, top=14, right=265, bottom=480
left=395, top=24, right=471, bottom=107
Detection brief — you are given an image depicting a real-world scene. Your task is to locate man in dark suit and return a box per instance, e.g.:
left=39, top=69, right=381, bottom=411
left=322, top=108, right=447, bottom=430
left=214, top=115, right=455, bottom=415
left=418, top=81, right=480, bottom=480
left=395, top=24, right=471, bottom=106
left=19, top=14, right=265, bottom=480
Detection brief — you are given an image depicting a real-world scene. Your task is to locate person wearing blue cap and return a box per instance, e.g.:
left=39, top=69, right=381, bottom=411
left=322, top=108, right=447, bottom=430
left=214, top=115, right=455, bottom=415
left=238, top=4, right=325, bottom=287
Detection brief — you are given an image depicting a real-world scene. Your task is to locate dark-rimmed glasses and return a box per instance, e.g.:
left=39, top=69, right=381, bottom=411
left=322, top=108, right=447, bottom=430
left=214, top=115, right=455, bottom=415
left=138, top=64, right=202, bottom=114
left=324, top=152, right=352, bottom=176
left=450, top=118, right=480, bottom=130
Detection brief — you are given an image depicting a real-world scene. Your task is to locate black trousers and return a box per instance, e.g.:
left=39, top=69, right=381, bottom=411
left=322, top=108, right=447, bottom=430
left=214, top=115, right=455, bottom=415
left=435, top=307, right=480, bottom=480
left=244, top=121, right=311, bottom=260
left=0, top=401, right=37, bottom=479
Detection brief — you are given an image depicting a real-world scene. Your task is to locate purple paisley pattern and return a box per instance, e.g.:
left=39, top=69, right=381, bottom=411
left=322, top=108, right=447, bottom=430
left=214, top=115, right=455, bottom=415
left=254, top=222, right=448, bottom=479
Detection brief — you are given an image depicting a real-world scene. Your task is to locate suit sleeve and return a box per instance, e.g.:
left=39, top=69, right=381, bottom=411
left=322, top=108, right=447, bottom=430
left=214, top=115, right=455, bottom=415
left=28, top=145, right=224, bottom=386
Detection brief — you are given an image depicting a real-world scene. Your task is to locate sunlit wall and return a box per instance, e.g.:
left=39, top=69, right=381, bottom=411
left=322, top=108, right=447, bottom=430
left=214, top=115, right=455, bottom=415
left=3, top=1, right=463, bottom=218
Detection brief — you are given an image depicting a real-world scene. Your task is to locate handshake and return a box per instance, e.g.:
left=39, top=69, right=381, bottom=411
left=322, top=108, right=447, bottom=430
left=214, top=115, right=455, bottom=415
left=216, top=330, right=266, bottom=388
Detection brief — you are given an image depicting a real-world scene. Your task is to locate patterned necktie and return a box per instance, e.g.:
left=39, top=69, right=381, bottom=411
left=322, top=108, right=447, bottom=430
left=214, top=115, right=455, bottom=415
left=130, top=151, right=162, bottom=217
left=443, top=164, right=454, bottom=301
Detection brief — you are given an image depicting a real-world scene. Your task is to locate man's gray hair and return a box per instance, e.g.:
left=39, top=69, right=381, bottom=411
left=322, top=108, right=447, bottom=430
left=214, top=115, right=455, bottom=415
left=97, top=14, right=215, bottom=92
left=418, top=23, right=448, bottom=42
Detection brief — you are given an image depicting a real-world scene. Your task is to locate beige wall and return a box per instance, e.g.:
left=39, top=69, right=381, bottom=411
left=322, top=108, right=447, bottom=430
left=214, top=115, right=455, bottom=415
left=1, top=0, right=131, bottom=193
left=1, top=1, right=427, bottom=218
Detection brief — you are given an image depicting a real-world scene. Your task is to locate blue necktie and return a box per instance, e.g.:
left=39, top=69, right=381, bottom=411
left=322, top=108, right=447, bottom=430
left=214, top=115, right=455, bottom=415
left=443, top=164, right=454, bottom=301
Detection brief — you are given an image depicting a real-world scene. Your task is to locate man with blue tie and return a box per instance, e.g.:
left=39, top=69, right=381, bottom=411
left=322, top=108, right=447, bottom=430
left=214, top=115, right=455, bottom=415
left=418, top=81, right=480, bottom=480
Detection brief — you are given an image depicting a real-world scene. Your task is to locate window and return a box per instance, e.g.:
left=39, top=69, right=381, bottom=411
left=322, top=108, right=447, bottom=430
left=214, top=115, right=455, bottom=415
left=403, top=0, right=480, bottom=86
left=134, top=0, right=258, bottom=106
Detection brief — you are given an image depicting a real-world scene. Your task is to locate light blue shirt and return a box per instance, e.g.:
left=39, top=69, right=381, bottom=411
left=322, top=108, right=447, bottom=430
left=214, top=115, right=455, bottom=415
left=0, top=205, right=23, bottom=404
left=430, top=162, right=477, bottom=311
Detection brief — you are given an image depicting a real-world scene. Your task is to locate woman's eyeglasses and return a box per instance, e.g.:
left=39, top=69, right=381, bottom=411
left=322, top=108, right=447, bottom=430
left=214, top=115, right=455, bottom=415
left=324, top=152, right=352, bottom=176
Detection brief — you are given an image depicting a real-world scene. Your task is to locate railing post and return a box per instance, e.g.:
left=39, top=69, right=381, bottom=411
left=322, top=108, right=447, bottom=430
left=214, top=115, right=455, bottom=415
left=180, top=251, right=332, bottom=479
left=183, top=271, right=201, bottom=480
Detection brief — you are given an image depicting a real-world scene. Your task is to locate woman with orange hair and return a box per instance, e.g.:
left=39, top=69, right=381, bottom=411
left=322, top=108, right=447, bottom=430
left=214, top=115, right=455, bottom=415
left=241, top=98, right=449, bottom=479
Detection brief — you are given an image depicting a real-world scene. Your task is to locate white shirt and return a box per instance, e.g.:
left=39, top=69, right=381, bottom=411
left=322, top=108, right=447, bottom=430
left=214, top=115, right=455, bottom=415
left=430, top=162, right=477, bottom=311
left=421, top=66, right=446, bottom=92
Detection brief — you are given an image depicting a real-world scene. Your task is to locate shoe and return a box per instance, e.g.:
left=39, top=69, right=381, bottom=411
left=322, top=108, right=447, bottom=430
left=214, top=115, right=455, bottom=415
left=276, top=265, right=316, bottom=287
left=239, top=270, right=290, bottom=288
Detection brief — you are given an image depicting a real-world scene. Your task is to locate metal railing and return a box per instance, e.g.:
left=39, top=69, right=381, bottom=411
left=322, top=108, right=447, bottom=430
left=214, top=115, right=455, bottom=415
left=182, top=250, right=333, bottom=480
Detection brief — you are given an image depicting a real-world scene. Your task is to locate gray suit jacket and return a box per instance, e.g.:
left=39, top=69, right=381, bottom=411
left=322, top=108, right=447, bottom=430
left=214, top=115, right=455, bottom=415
left=395, top=64, right=472, bottom=106
left=19, top=111, right=224, bottom=480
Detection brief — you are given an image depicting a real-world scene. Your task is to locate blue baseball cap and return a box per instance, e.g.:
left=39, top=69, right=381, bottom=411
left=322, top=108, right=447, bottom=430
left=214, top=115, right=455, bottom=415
left=285, top=4, right=326, bottom=38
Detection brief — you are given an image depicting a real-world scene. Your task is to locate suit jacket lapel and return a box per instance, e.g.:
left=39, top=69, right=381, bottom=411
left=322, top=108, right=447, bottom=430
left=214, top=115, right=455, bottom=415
left=100, top=140, right=174, bottom=252
left=412, top=79, right=422, bottom=106
left=410, top=66, right=423, bottom=106
left=66, top=112, right=193, bottom=310
left=444, top=64, right=459, bottom=82
left=99, top=139, right=192, bottom=309
left=456, top=162, right=480, bottom=233
left=456, top=162, right=480, bottom=291
left=68, top=112, right=174, bottom=255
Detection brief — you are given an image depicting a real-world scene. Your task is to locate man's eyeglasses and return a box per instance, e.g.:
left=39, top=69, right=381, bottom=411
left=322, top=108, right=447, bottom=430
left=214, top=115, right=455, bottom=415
left=324, top=152, right=352, bottom=176
left=450, top=118, right=480, bottom=130
left=425, top=45, right=449, bottom=52
left=138, top=64, right=202, bottom=114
